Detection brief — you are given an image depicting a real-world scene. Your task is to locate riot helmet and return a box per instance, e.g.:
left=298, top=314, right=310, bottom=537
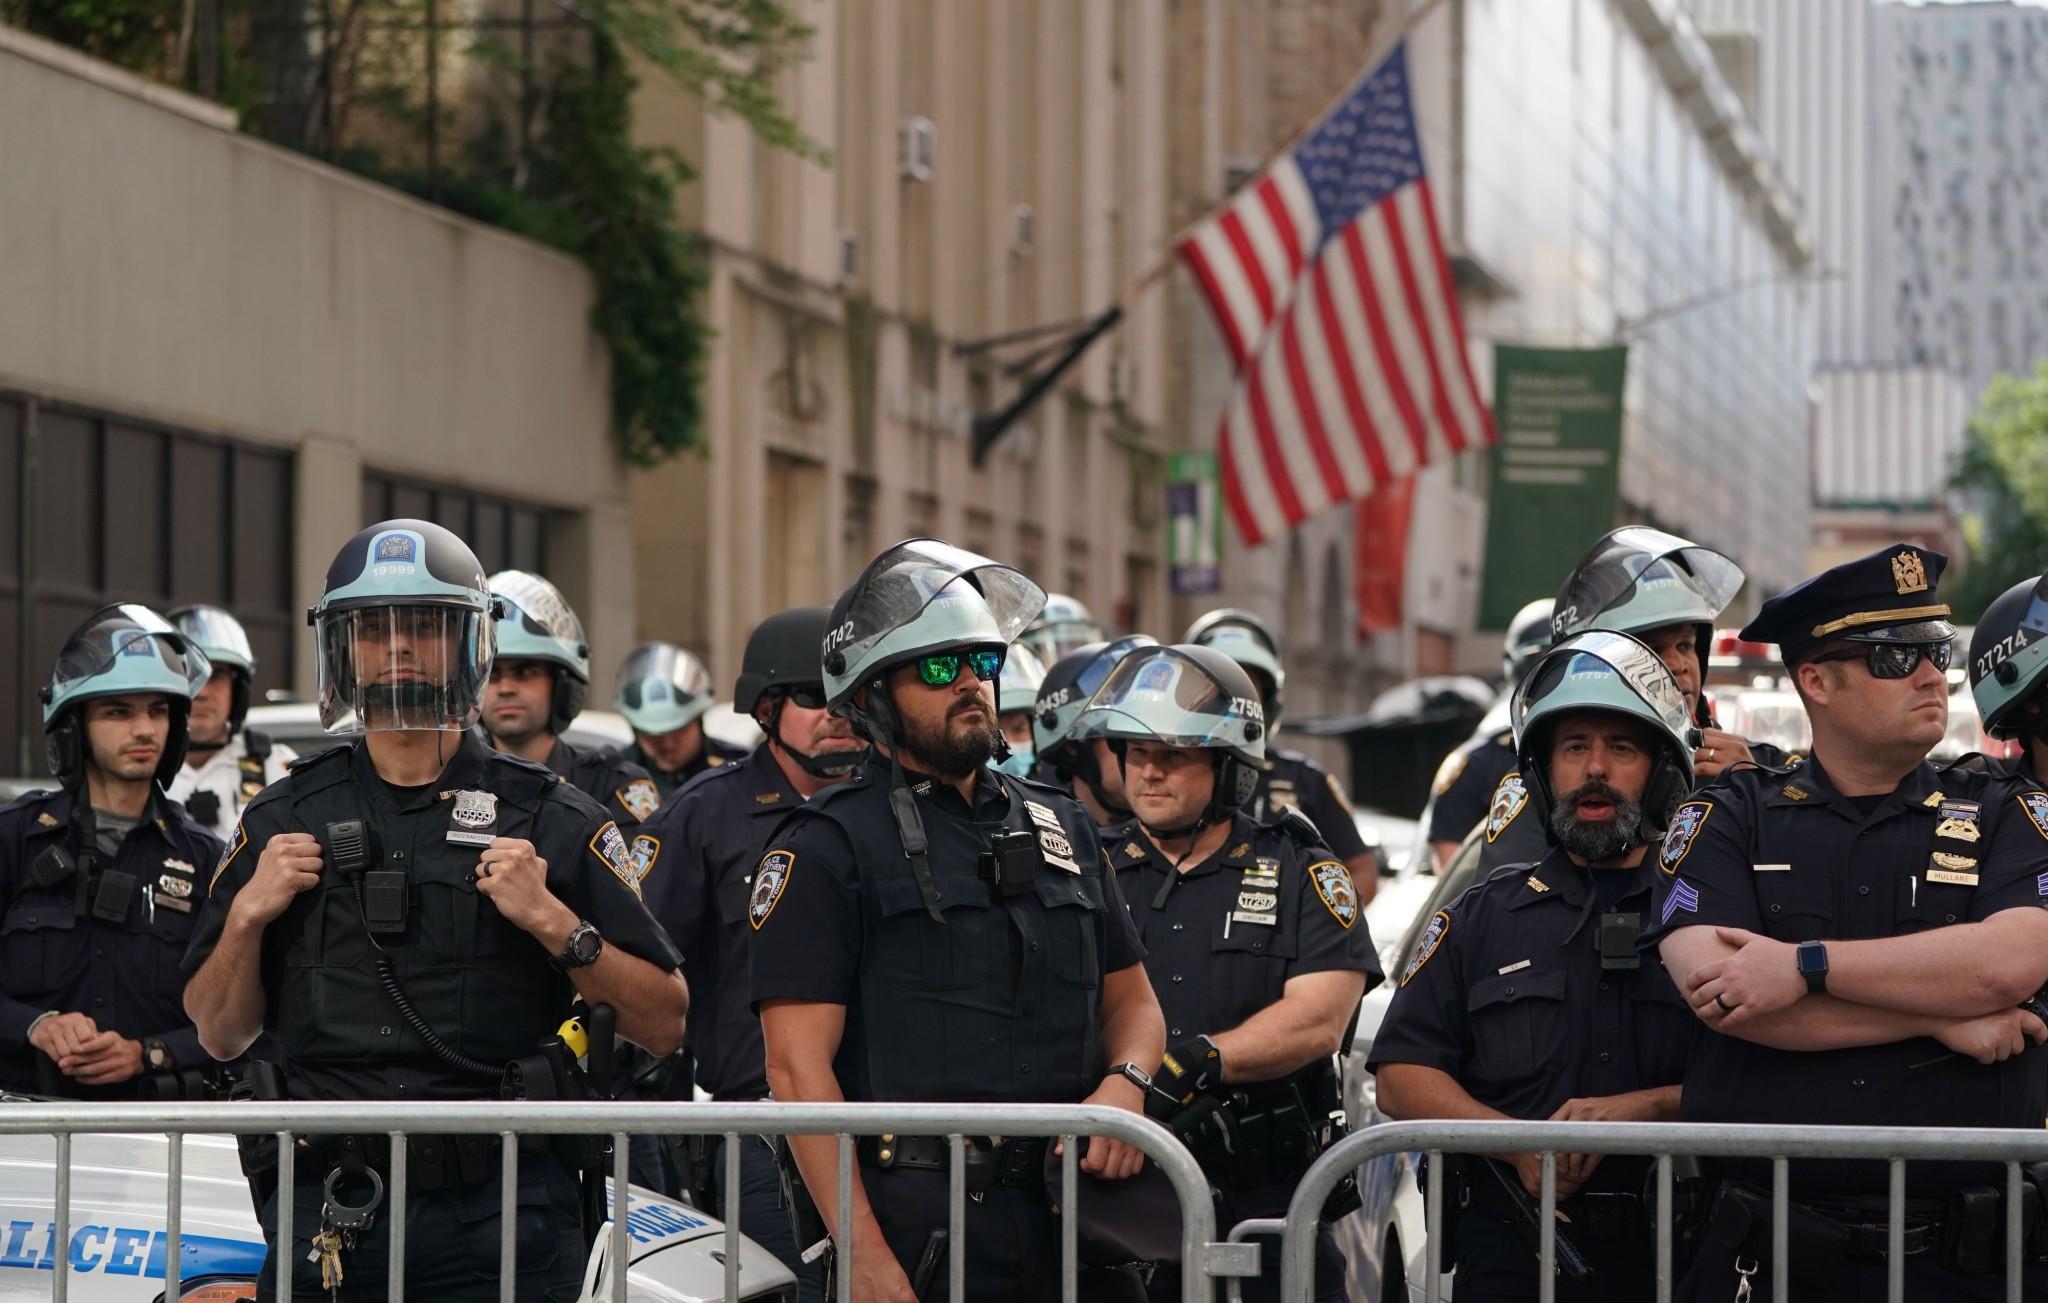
left=1072, top=643, right=1268, bottom=834
left=1501, top=599, right=1555, bottom=685
left=1511, top=630, right=1699, bottom=847
left=308, top=519, right=497, bottom=734
left=993, top=641, right=1049, bottom=777
left=489, top=570, right=590, bottom=734
left=167, top=603, right=259, bottom=734
left=42, top=603, right=210, bottom=788
left=1185, top=608, right=1286, bottom=727
left=1551, top=527, right=1744, bottom=708
left=733, top=608, right=862, bottom=780
left=1020, top=593, right=1106, bottom=665
left=617, top=642, right=716, bottom=735
left=1969, top=575, right=2048, bottom=740
left=1033, top=635, right=1159, bottom=787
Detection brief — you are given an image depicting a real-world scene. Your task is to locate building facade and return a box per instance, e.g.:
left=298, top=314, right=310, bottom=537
left=627, top=0, right=1175, bottom=687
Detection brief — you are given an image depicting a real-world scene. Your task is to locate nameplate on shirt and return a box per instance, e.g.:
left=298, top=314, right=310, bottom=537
left=1927, top=868, right=1980, bottom=887
left=1751, top=863, right=1791, bottom=873
left=1497, top=959, right=1531, bottom=975
left=1228, top=909, right=1278, bottom=928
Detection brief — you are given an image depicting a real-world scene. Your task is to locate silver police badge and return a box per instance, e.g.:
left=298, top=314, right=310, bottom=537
left=447, top=790, right=499, bottom=846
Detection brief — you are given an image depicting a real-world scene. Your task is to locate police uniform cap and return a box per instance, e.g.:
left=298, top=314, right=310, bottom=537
left=1738, top=543, right=1955, bottom=664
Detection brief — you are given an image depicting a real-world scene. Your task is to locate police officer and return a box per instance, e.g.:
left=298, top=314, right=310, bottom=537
left=1372, top=632, right=1703, bottom=1302
left=165, top=604, right=299, bottom=838
left=994, top=640, right=1047, bottom=778
left=0, top=604, right=221, bottom=1099
left=639, top=606, right=862, bottom=1303
left=482, top=569, right=663, bottom=828
left=1426, top=599, right=1553, bottom=867
left=612, top=641, right=750, bottom=798
left=1077, top=643, right=1380, bottom=1303
left=1185, top=608, right=1379, bottom=907
left=1021, top=591, right=1108, bottom=665
left=1034, top=636, right=1157, bottom=826
left=1647, top=544, right=2048, bottom=1302
left=751, top=539, right=1164, bottom=1303
left=183, top=519, right=687, bottom=1301
left=1967, top=573, right=2048, bottom=782
left=1477, top=529, right=1791, bottom=874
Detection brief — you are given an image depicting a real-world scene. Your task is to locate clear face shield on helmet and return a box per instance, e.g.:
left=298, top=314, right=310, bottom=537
left=1020, top=595, right=1106, bottom=665
left=825, top=539, right=1048, bottom=707
left=167, top=605, right=256, bottom=677
left=1072, top=648, right=1268, bottom=762
left=615, top=643, right=716, bottom=734
left=315, top=602, right=494, bottom=734
left=1551, top=527, right=1745, bottom=642
left=45, top=604, right=213, bottom=721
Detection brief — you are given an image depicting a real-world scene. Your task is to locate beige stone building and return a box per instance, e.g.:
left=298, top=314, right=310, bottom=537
left=627, top=0, right=1177, bottom=686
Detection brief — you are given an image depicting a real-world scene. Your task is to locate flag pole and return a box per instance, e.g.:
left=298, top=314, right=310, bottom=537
left=971, top=0, right=1450, bottom=461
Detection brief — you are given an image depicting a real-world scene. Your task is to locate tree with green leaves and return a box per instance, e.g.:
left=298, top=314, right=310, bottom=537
left=1949, top=361, right=2048, bottom=623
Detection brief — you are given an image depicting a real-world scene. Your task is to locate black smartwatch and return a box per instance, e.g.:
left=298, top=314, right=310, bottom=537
left=1107, top=1062, right=1153, bottom=1093
left=551, top=920, right=603, bottom=971
left=1796, top=940, right=1829, bottom=995
left=143, top=1037, right=173, bottom=1073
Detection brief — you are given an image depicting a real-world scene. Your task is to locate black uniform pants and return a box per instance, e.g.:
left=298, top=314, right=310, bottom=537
left=700, top=1133, right=823, bottom=1303
left=1140, top=1180, right=1346, bottom=1303
left=1449, top=1176, right=1654, bottom=1303
left=255, top=1151, right=585, bottom=1302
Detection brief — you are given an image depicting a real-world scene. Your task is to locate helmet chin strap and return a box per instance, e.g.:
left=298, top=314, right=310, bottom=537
left=766, top=696, right=864, bottom=778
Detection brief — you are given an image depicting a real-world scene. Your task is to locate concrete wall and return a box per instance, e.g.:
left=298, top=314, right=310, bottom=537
left=0, top=24, right=633, bottom=696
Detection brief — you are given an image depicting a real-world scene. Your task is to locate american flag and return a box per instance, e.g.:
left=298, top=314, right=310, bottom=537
left=1179, top=43, right=1494, bottom=546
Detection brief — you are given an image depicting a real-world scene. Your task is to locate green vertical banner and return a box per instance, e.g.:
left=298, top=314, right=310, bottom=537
left=1166, top=451, right=1222, bottom=595
left=1477, top=345, right=1629, bottom=628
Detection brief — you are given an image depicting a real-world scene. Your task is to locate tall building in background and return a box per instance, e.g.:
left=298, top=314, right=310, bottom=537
left=627, top=2, right=1175, bottom=686
left=1165, top=0, right=1815, bottom=765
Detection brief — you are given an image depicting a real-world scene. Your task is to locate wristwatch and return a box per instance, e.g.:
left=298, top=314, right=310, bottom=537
left=1106, top=1062, right=1154, bottom=1093
left=551, top=920, right=604, bottom=972
left=143, top=1037, right=172, bottom=1073
left=1796, top=940, right=1829, bottom=996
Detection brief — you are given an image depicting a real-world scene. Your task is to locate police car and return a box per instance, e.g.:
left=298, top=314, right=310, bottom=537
left=0, top=1118, right=797, bottom=1302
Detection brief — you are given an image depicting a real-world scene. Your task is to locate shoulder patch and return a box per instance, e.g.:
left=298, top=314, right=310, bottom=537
left=589, top=821, right=638, bottom=896
left=627, top=833, right=661, bottom=885
left=1660, top=801, right=1712, bottom=875
left=1402, top=910, right=1449, bottom=986
left=615, top=778, right=661, bottom=823
left=2017, top=791, right=2048, bottom=842
left=1484, top=774, right=1528, bottom=844
left=1308, top=860, right=1358, bottom=929
left=750, top=849, right=795, bottom=929
left=1324, top=772, right=1358, bottom=818
left=209, top=819, right=250, bottom=895
left=1431, top=748, right=1468, bottom=797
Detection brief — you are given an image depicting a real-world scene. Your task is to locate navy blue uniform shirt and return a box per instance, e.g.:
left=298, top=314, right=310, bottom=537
left=1250, top=750, right=1369, bottom=863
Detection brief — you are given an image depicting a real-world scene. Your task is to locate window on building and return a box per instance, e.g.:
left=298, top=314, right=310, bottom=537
left=361, top=472, right=551, bottom=576
left=0, top=397, right=295, bottom=774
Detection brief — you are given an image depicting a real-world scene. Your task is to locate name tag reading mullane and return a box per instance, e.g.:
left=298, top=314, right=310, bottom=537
left=1232, top=856, right=1282, bottom=929
left=1927, top=798, right=1983, bottom=886
left=446, top=790, right=499, bottom=847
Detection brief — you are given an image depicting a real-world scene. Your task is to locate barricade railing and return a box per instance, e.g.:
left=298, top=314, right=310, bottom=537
left=1254, top=1119, right=2048, bottom=1303
left=0, top=1100, right=1220, bottom=1303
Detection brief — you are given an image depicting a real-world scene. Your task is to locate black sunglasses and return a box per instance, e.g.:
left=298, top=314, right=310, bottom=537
left=1808, top=641, right=1952, bottom=680
left=913, top=648, right=1004, bottom=688
left=779, top=684, right=829, bottom=709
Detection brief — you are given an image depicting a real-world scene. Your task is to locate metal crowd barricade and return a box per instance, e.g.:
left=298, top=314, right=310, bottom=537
left=1254, top=1119, right=2048, bottom=1303
left=0, top=1100, right=1222, bottom=1303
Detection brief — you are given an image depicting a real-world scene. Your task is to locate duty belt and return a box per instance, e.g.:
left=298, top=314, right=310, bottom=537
left=296, top=1131, right=555, bottom=1193
left=857, top=1134, right=1048, bottom=1193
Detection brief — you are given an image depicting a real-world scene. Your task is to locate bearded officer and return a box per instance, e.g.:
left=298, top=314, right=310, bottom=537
left=0, top=605, right=221, bottom=1099
left=165, top=604, right=298, bottom=838
left=1080, top=643, right=1380, bottom=1302
left=1373, top=632, right=1703, bottom=1302
left=752, top=539, right=1165, bottom=1303
left=1186, top=609, right=1378, bottom=907
left=1649, top=544, right=2048, bottom=1303
left=637, top=605, right=862, bottom=1301
left=482, top=569, right=663, bottom=829
left=183, top=519, right=686, bottom=1301
left=613, top=642, right=750, bottom=799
